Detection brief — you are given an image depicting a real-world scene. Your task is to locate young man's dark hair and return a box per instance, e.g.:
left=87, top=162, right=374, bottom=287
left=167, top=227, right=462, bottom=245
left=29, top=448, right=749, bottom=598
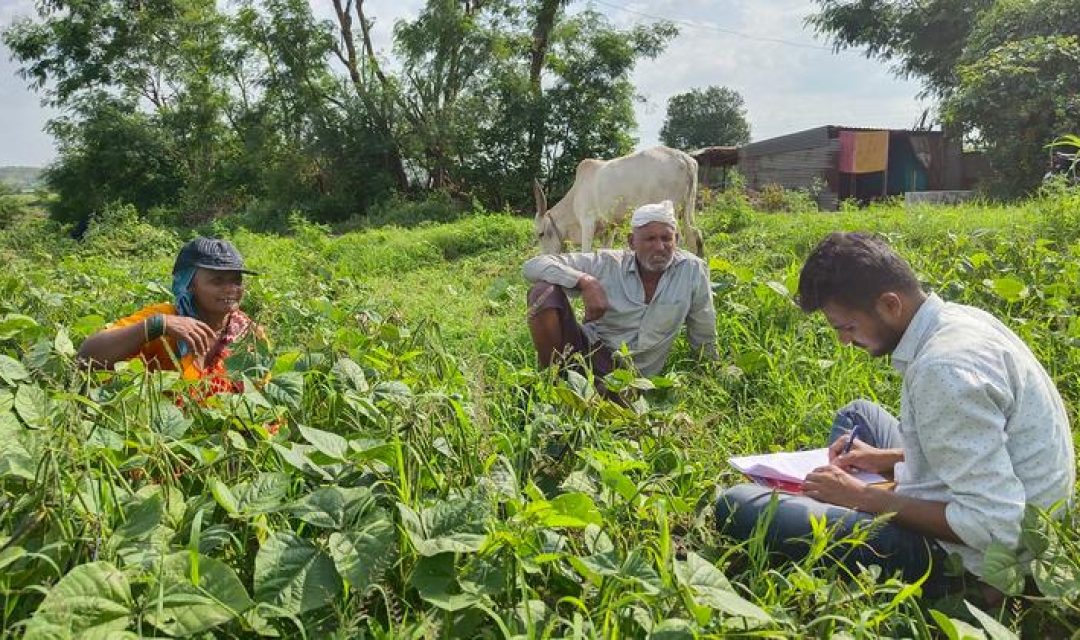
left=797, top=232, right=921, bottom=313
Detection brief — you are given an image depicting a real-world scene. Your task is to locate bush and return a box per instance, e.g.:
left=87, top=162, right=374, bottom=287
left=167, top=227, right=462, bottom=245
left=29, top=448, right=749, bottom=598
left=347, top=191, right=470, bottom=230
left=699, top=172, right=754, bottom=234
left=754, top=183, right=819, bottom=214
left=80, top=201, right=180, bottom=259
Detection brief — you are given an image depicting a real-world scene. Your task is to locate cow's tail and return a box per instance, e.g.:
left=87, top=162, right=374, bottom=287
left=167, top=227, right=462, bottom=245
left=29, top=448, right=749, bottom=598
left=682, top=153, right=704, bottom=257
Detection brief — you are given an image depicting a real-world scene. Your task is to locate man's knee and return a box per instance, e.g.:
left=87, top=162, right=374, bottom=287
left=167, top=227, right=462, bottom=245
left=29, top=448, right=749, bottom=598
left=527, top=282, right=571, bottom=319
left=837, top=398, right=878, bottom=420
left=715, top=484, right=772, bottom=537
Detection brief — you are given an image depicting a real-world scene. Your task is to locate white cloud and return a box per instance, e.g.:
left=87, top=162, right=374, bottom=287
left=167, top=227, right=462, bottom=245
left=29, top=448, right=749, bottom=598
left=0, top=0, right=930, bottom=166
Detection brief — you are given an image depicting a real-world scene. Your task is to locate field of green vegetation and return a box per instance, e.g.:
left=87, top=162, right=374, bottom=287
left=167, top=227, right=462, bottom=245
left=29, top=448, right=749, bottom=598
left=1, top=189, right=1079, bottom=638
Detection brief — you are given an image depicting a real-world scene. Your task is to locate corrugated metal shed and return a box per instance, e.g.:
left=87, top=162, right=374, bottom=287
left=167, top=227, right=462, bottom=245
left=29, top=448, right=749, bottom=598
left=739, top=126, right=833, bottom=158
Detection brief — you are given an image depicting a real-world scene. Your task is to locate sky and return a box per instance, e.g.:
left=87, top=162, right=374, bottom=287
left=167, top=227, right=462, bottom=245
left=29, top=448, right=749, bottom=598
left=0, top=0, right=931, bottom=167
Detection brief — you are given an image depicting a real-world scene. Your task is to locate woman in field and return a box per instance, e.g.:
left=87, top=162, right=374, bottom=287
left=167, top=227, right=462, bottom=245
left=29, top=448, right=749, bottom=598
left=78, top=237, right=264, bottom=397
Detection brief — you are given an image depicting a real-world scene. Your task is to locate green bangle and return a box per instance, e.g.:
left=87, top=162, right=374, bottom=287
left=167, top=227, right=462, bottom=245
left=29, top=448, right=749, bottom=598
left=146, top=314, right=165, bottom=341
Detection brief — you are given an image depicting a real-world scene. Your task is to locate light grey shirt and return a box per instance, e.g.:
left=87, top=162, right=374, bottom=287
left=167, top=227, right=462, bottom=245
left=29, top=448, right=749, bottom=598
left=892, top=294, right=1075, bottom=575
left=522, top=249, right=718, bottom=376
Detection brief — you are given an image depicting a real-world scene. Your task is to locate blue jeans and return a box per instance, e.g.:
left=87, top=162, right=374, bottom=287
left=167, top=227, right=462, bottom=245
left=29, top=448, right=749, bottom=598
left=715, top=400, right=962, bottom=595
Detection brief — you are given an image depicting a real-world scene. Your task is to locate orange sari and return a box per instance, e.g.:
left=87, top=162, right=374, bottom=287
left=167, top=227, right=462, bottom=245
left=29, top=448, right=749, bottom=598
left=111, top=303, right=255, bottom=396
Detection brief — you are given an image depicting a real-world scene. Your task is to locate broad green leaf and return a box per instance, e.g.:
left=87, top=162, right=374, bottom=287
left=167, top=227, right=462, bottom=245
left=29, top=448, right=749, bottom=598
left=675, top=552, right=770, bottom=623
left=152, top=401, right=191, bottom=439
left=570, top=549, right=621, bottom=583
left=648, top=618, right=695, bottom=640
left=298, top=425, right=349, bottom=460
left=964, top=601, right=1018, bottom=640
left=986, top=277, right=1028, bottom=303
left=14, top=384, right=47, bottom=428
left=208, top=478, right=239, bottom=517
left=0, top=354, right=28, bottom=386
left=70, top=314, right=106, bottom=337
left=458, top=553, right=514, bottom=596
left=398, top=496, right=488, bottom=556
left=255, top=532, right=342, bottom=616
left=409, top=553, right=480, bottom=611
left=233, top=472, right=292, bottom=515
left=538, top=493, right=603, bottom=528
left=328, top=518, right=395, bottom=593
left=53, top=328, right=75, bottom=357
left=0, top=314, right=38, bottom=341
left=145, top=552, right=254, bottom=636
left=114, top=490, right=164, bottom=541
left=271, top=443, right=333, bottom=481
left=620, top=550, right=662, bottom=595
left=24, top=561, right=132, bottom=639
left=0, top=412, right=36, bottom=480
left=0, top=546, right=26, bottom=571
left=288, top=486, right=375, bottom=529
left=330, top=357, right=368, bottom=392
left=263, top=372, right=304, bottom=410
left=980, top=542, right=1026, bottom=595
left=931, top=609, right=987, bottom=640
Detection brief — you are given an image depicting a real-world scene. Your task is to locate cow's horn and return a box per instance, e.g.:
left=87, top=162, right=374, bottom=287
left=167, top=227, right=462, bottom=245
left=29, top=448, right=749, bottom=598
left=532, top=179, right=548, bottom=219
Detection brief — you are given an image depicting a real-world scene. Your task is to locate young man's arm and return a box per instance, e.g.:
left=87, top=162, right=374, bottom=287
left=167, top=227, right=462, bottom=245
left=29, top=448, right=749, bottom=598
left=807, top=361, right=1026, bottom=550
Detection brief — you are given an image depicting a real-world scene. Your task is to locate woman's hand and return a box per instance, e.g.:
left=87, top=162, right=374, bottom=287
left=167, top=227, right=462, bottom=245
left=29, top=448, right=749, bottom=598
left=164, top=315, right=219, bottom=356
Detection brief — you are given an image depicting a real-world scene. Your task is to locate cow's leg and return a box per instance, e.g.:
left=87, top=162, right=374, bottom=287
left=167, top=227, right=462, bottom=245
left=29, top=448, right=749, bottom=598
left=580, top=220, right=595, bottom=252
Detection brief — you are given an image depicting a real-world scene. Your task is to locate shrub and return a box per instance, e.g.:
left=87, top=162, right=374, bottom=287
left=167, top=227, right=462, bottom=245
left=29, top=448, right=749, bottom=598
left=699, top=171, right=754, bottom=234
left=80, top=201, right=180, bottom=259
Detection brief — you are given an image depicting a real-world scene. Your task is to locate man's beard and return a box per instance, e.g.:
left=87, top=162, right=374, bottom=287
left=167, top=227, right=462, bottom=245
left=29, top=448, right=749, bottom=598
left=641, top=253, right=674, bottom=273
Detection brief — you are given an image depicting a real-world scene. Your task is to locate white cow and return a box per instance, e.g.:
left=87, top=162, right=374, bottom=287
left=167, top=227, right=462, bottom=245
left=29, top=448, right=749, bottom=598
left=533, top=146, right=703, bottom=257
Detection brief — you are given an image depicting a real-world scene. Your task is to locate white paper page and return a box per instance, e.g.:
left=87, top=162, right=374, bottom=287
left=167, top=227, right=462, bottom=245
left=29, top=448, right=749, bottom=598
left=729, top=448, right=886, bottom=485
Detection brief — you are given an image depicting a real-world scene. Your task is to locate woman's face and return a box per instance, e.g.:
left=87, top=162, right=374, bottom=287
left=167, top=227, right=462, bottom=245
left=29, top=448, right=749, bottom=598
left=191, top=269, right=244, bottom=317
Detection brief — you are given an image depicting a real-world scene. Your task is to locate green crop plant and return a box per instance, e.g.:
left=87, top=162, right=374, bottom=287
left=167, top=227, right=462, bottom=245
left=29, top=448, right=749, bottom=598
left=0, top=191, right=1078, bottom=637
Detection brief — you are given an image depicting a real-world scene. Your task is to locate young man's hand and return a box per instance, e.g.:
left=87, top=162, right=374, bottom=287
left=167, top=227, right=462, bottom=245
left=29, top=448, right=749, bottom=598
left=828, top=437, right=903, bottom=476
left=578, top=275, right=609, bottom=322
left=802, top=465, right=870, bottom=510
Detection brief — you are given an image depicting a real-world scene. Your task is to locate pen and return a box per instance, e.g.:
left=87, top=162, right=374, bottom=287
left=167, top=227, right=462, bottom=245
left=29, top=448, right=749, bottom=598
left=842, top=418, right=862, bottom=455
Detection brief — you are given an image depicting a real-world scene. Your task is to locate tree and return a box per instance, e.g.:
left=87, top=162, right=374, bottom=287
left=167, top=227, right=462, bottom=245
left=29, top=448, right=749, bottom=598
left=943, top=0, right=1080, bottom=195
left=806, top=0, right=995, bottom=97
left=659, top=86, right=750, bottom=151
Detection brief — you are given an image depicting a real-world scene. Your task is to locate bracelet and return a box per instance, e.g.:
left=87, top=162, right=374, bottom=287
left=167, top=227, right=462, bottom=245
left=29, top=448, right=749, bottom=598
left=145, top=314, right=165, bottom=341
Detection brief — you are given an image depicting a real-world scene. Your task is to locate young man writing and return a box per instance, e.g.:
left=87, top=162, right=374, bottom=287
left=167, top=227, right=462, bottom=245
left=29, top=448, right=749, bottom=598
left=715, top=232, right=1075, bottom=596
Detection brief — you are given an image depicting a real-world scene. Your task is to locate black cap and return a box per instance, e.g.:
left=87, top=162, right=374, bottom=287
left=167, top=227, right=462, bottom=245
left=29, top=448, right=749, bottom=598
left=173, top=237, right=258, bottom=275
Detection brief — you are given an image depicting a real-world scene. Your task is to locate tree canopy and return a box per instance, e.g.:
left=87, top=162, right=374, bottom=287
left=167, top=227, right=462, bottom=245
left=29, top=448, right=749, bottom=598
left=659, top=85, right=750, bottom=151
left=2, top=0, right=676, bottom=225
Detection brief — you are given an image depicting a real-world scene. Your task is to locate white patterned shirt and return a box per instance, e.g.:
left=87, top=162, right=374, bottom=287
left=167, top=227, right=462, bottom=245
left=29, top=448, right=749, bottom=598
left=892, top=294, right=1075, bottom=575
left=522, top=249, right=717, bottom=376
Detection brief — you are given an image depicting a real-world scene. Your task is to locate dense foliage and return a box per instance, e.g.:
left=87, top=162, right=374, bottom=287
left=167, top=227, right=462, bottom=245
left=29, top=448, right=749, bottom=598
left=1, top=188, right=1079, bottom=637
left=2, top=0, right=675, bottom=226
left=659, top=86, right=751, bottom=152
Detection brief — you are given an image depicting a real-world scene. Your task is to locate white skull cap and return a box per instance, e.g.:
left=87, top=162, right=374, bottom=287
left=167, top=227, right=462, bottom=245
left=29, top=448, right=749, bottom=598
left=630, top=200, right=677, bottom=228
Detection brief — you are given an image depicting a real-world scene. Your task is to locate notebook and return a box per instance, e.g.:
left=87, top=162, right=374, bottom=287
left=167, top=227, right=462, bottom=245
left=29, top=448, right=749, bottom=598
left=729, top=448, right=887, bottom=493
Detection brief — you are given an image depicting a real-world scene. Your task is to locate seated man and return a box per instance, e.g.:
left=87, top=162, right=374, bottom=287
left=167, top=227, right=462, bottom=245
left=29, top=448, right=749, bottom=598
left=523, top=200, right=717, bottom=379
left=715, top=232, right=1075, bottom=596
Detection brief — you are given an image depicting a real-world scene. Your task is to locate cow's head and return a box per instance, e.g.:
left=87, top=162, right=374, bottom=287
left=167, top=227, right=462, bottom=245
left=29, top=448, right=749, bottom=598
left=533, top=179, right=563, bottom=254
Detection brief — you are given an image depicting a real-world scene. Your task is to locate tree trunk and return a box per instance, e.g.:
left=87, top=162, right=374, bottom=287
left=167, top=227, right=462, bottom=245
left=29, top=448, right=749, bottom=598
left=330, top=0, right=410, bottom=192
left=526, top=0, right=562, bottom=184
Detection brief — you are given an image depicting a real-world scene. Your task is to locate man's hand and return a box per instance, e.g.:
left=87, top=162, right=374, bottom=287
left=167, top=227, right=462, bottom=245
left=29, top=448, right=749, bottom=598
left=828, top=437, right=903, bottom=476
left=164, top=315, right=219, bottom=356
left=578, top=275, right=609, bottom=322
left=802, top=464, right=870, bottom=510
